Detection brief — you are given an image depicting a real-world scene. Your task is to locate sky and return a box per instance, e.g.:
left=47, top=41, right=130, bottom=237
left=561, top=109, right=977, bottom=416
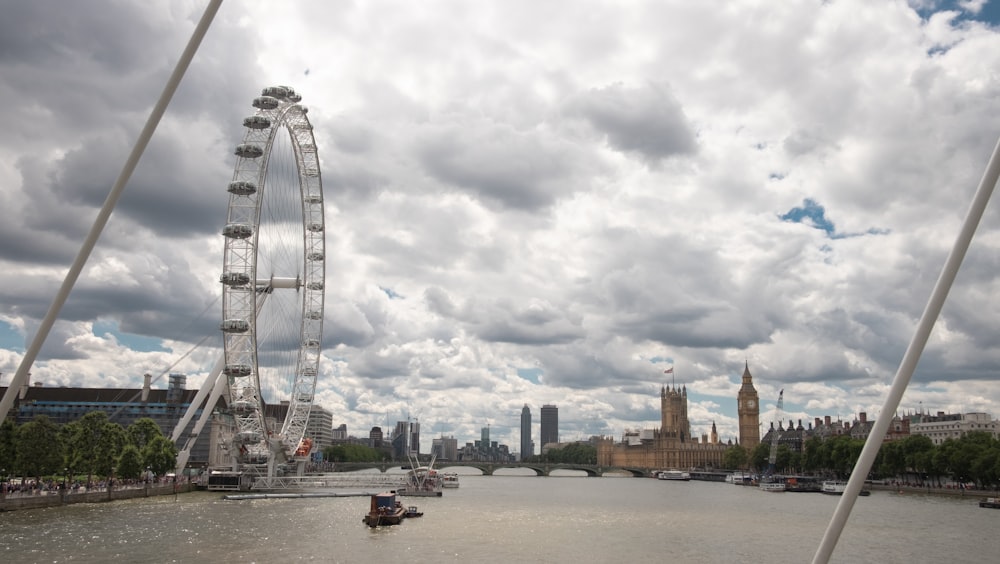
left=2, top=0, right=1000, bottom=453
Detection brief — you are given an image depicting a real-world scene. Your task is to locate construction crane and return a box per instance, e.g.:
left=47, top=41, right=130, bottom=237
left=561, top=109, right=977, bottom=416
left=766, top=389, right=784, bottom=475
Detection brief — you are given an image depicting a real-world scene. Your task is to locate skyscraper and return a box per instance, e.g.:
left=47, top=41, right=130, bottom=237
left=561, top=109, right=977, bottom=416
left=520, top=404, right=533, bottom=460
left=540, top=404, right=558, bottom=449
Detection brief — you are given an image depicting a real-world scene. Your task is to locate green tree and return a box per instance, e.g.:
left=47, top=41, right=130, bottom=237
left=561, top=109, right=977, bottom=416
left=877, top=440, right=905, bottom=480
left=325, top=444, right=383, bottom=462
left=143, top=435, right=178, bottom=476
left=128, top=417, right=165, bottom=450
left=0, top=419, right=15, bottom=472
left=723, top=445, right=748, bottom=470
left=65, top=411, right=127, bottom=480
left=801, top=437, right=824, bottom=474
left=117, top=444, right=144, bottom=480
left=541, top=443, right=596, bottom=464
left=14, top=416, right=63, bottom=482
left=750, top=442, right=770, bottom=472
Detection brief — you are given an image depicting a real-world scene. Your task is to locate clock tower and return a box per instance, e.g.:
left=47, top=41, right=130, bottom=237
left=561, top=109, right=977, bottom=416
left=737, top=362, right=760, bottom=451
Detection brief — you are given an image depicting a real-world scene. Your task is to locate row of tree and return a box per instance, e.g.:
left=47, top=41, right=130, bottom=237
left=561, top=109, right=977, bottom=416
left=0, top=412, right=178, bottom=484
left=723, top=431, right=1000, bottom=488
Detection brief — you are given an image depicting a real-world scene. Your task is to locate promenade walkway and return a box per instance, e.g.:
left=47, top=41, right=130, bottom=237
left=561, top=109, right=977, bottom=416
left=0, top=478, right=194, bottom=512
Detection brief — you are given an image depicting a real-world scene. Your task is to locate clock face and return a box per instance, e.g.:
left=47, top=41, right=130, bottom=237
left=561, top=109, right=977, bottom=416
left=746, top=399, right=756, bottom=408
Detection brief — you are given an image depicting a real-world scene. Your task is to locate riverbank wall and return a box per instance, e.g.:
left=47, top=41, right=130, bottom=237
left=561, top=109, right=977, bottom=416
left=0, top=483, right=196, bottom=512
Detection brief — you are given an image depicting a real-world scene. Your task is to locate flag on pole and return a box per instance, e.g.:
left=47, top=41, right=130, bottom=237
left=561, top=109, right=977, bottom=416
left=664, top=367, right=674, bottom=374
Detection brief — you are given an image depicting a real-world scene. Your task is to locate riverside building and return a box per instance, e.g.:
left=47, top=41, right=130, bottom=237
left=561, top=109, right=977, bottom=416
left=597, top=363, right=761, bottom=470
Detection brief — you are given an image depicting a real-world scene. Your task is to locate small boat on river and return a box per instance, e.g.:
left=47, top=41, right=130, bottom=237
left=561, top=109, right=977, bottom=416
left=979, top=497, right=1000, bottom=509
left=657, top=469, right=691, bottom=481
left=363, top=492, right=408, bottom=527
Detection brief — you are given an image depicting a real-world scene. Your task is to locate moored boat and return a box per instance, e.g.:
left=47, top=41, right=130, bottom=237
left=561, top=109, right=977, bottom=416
left=822, top=481, right=847, bottom=495
left=979, top=497, right=1000, bottom=509
left=441, top=472, right=460, bottom=488
left=759, top=477, right=786, bottom=492
left=727, top=471, right=754, bottom=486
left=657, top=469, right=691, bottom=481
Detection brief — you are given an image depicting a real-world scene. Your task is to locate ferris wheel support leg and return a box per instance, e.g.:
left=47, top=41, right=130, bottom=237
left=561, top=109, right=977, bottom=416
left=172, top=355, right=225, bottom=443
left=175, top=366, right=228, bottom=475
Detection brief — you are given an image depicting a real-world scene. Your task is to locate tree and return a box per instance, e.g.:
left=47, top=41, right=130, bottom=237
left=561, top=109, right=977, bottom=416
left=801, top=437, right=824, bottom=474
left=143, top=435, right=178, bottom=476
left=117, top=444, right=144, bottom=480
left=64, top=411, right=127, bottom=480
left=0, top=419, right=15, bottom=472
left=750, top=442, right=770, bottom=472
left=723, top=445, right=748, bottom=470
left=128, top=418, right=165, bottom=450
left=540, top=443, right=596, bottom=464
left=14, top=416, right=63, bottom=482
left=325, top=444, right=383, bottom=462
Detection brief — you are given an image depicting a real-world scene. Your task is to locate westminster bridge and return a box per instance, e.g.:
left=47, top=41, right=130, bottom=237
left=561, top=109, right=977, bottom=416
left=330, top=462, right=706, bottom=478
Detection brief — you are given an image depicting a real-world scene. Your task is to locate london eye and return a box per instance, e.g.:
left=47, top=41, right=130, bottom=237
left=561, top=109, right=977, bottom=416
left=219, top=85, right=325, bottom=477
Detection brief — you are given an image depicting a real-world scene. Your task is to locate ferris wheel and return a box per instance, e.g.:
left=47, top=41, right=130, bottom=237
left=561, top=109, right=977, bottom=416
left=220, top=85, right=324, bottom=475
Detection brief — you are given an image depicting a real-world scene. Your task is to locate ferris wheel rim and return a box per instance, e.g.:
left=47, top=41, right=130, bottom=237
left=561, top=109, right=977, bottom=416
left=220, top=85, right=324, bottom=471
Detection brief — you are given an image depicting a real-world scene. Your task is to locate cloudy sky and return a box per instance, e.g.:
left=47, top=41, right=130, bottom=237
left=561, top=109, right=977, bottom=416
left=2, top=0, right=1000, bottom=452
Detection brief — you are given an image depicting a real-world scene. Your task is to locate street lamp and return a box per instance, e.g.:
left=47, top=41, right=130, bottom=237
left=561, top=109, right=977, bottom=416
left=63, top=467, right=68, bottom=493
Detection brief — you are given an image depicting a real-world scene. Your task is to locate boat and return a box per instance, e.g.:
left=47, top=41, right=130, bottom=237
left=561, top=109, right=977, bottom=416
left=441, top=472, right=460, bottom=488
left=657, top=469, right=691, bottom=481
left=398, top=453, right=444, bottom=497
left=822, top=480, right=871, bottom=496
left=402, top=505, right=424, bottom=518
left=759, top=476, right=786, bottom=492
left=785, top=476, right=821, bottom=493
left=727, top=472, right=755, bottom=486
left=362, top=492, right=408, bottom=527
left=822, top=481, right=847, bottom=495
left=979, top=497, right=1000, bottom=509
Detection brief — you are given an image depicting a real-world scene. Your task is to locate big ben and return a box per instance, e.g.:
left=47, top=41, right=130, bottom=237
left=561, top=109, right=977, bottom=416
left=737, top=362, right=760, bottom=450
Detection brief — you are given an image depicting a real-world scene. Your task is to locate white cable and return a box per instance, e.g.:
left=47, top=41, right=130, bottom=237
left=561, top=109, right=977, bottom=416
left=0, top=0, right=224, bottom=423
left=813, top=135, right=1000, bottom=563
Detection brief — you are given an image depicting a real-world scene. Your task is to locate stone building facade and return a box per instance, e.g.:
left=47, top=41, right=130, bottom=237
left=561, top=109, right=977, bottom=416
left=597, top=364, right=762, bottom=470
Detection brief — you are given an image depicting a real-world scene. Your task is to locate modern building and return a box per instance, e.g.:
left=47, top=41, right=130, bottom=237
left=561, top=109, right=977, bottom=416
left=431, top=435, right=458, bottom=461
left=520, top=404, right=533, bottom=460
left=368, top=426, right=383, bottom=448
left=410, top=420, right=421, bottom=455
left=304, top=406, right=334, bottom=450
left=3, top=374, right=215, bottom=468
left=540, top=404, right=558, bottom=449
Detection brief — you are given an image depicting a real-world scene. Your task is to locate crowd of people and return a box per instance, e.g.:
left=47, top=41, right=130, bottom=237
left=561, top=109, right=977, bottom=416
left=1, top=474, right=178, bottom=497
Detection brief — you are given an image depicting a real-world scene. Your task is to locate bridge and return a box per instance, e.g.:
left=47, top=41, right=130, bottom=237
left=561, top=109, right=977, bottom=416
left=330, top=461, right=659, bottom=477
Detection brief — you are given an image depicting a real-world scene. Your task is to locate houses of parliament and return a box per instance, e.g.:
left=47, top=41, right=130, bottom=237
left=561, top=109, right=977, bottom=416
left=596, top=363, right=760, bottom=469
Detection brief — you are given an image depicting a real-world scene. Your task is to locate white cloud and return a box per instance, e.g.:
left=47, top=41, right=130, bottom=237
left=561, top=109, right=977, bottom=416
left=2, top=0, right=1000, bottom=451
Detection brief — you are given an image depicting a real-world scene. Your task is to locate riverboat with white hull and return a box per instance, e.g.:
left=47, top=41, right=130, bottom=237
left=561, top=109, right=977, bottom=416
left=657, top=469, right=691, bottom=481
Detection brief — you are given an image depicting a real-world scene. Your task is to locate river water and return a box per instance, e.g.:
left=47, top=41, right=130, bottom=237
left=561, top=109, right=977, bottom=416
left=1, top=472, right=997, bottom=563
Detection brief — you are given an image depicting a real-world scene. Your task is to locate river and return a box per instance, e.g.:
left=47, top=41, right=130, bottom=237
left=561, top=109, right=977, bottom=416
left=1, top=471, right=997, bottom=563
